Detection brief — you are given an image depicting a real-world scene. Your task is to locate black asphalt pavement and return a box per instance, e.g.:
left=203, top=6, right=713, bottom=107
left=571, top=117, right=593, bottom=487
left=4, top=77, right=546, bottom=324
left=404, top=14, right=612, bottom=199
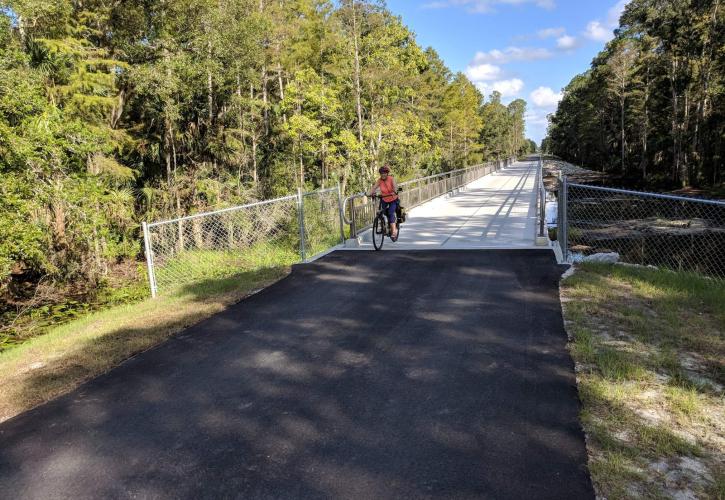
left=0, top=250, right=593, bottom=499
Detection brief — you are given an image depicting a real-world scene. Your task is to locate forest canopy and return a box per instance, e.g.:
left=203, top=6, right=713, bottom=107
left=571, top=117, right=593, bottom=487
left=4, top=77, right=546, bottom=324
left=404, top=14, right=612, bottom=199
left=0, top=0, right=534, bottom=304
left=544, top=0, right=724, bottom=190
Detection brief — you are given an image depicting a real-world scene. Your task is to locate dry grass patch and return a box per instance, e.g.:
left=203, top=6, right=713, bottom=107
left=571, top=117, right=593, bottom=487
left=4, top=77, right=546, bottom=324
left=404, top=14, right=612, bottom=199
left=562, top=263, right=725, bottom=499
left=0, top=266, right=289, bottom=423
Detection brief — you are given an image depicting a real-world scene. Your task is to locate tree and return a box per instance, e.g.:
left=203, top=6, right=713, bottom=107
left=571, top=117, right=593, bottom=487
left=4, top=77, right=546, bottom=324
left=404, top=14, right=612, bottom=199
left=546, top=0, right=724, bottom=189
left=0, top=0, right=535, bottom=309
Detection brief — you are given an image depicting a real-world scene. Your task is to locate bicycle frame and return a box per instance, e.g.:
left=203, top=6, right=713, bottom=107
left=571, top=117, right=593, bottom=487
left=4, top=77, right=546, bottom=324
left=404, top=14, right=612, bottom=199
left=372, top=199, right=390, bottom=234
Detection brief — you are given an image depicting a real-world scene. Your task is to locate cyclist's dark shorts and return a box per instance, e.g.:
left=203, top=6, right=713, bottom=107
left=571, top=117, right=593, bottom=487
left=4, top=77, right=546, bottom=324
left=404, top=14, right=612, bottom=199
left=382, top=199, right=399, bottom=224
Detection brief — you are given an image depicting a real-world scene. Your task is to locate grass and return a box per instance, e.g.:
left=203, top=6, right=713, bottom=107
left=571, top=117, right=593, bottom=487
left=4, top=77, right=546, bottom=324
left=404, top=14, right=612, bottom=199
left=153, top=241, right=299, bottom=293
left=0, top=254, right=292, bottom=423
left=561, top=262, right=725, bottom=498
left=0, top=223, right=343, bottom=422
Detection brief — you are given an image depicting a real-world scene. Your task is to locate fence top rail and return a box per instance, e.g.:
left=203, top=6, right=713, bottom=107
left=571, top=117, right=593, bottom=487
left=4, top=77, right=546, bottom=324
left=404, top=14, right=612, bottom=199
left=303, top=186, right=338, bottom=195
left=398, top=160, right=506, bottom=187
left=147, top=194, right=298, bottom=228
left=567, top=182, right=725, bottom=207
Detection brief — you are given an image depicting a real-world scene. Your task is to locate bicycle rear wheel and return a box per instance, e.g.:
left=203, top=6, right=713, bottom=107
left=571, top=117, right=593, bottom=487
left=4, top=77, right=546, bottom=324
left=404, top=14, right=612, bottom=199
left=372, top=215, right=385, bottom=251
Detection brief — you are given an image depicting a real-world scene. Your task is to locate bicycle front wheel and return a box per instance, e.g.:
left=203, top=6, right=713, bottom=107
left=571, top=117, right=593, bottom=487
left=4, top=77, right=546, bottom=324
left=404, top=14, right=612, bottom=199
left=372, top=215, right=385, bottom=251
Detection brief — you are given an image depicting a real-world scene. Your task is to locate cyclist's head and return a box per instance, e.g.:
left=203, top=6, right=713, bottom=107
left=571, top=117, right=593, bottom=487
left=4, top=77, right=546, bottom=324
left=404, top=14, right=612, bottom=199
left=379, top=165, right=390, bottom=176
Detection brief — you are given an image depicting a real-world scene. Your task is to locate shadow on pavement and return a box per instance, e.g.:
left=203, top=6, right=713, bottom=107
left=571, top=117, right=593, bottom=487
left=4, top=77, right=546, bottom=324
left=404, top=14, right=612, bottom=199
left=0, top=250, right=593, bottom=499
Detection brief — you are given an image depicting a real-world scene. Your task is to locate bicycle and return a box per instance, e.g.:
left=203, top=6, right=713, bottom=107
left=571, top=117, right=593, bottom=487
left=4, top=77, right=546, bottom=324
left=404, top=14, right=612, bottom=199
left=371, top=190, right=404, bottom=251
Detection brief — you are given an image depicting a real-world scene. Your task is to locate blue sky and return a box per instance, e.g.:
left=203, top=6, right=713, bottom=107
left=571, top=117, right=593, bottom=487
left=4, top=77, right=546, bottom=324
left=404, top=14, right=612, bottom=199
left=385, top=0, right=628, bottom=144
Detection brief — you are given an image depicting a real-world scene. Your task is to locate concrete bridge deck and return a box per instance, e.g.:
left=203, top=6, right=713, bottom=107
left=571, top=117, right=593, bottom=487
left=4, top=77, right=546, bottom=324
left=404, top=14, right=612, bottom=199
left=355, top=159, right=541, bottom=250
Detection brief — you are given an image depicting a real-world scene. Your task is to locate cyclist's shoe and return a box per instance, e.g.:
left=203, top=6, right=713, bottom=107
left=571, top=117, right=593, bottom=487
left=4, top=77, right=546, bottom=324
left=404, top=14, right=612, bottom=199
left=391, top=233, right=399, bottom=242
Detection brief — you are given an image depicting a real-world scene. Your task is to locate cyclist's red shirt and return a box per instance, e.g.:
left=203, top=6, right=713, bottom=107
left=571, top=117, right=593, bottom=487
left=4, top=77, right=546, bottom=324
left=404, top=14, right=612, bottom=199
left=375, top=176, right=398, bottom=203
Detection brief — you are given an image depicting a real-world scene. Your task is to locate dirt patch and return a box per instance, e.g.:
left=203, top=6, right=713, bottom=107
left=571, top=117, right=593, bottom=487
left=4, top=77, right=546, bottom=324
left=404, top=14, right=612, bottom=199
left=543, top=158, right=606, bottom=191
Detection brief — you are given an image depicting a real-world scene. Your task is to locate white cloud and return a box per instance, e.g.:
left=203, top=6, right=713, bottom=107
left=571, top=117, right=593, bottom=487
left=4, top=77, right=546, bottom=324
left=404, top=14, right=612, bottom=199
left=524, top=110, right=552, bottom=144
left=583, top=0, right=630, bottom=43
left=537, top=27, right=565, bottom=39
left=526, top=87, right=564, bottom=142
left=471, top=46, right=553, bottom=64
left=584, top=20, right=612, bottom=42
left=465, top=63, right=503, bottom=81
left=477, top=78, right=525, bottom=98
left=556, top=34, right=580, bottom=50
left=607, top=0, right=629, bottom=26
left=530, top=86, right=562, bottom=107
left=422, top=0, right=555, bottom=14
left=525, top=111, right=550, bottom=127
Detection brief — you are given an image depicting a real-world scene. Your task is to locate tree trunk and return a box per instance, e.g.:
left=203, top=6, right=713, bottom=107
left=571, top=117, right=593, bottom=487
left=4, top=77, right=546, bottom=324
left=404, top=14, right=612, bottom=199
left=620, top=93, right=625, bottom=175
left=237, top=71, right=245, bottom=192
left=641, top=64, right=650, bottom=180
left=682, top=88, right=691, bottom=185
left=50, top=188, right=68, bottom=266
left=669, top=57, right=681, bottom=184
left=249, top=83, right=259, bottom=187
left=351, top=0, right=364, bottom=142
left=261, top=66, right=269, bottom=135
left=17, top=15, right=26, bottom=44
left=207, top=66, right=214, bottom=126
left=111, top=87, right=127, bottom=129
left=277, top=63, right=285, bottom=100
left=299, top=155, right=304, bottom=188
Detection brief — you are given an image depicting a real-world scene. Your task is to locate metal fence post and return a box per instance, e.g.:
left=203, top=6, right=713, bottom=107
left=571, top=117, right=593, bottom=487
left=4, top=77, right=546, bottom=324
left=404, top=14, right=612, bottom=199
left=561, top=176, right=568, bottom=262
left=142, top=221, right=158, bottom=298
left=350, top=197, right=358, bottom=239
left=538, top=154, right=545, bottom=239
left=336, top=183, right=345, bottom=244
left=297, top=187, right=306, bottom=261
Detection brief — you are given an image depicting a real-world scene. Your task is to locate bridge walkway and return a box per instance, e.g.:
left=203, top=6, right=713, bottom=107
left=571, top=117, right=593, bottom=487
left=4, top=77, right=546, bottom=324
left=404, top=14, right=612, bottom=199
left=354, top=159, right=542, bottom=250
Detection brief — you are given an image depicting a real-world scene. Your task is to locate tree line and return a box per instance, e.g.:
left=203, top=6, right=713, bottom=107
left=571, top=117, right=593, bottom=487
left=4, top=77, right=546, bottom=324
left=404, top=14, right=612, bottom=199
left=0, top=0, right=534, bottom=303
left=544, top=0, right=723, bottom=190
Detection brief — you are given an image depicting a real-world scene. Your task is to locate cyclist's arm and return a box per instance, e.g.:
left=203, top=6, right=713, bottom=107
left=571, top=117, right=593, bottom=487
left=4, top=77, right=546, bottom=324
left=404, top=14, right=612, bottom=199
left=367, top=179, right=380, bottom=197
left=391, top=177, right=398, bottom=194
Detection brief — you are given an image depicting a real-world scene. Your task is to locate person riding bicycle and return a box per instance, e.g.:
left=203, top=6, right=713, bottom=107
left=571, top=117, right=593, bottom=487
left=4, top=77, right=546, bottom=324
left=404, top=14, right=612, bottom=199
left=368, top=165, right=399, bottom=241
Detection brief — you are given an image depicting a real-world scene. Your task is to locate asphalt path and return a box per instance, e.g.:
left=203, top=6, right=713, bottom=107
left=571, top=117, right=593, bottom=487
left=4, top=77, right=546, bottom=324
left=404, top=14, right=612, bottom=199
left=0, top=250, right=593, bottom=499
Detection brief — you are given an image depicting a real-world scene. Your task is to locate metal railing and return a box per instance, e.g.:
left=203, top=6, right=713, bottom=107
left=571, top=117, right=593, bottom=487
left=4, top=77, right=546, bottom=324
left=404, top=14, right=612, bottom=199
left=557, top=176, right=568, bottom=260
left=556, top=180, right=725, bottom=279
left=342, top=159, right=514, bottom=238
left=142, top=186, right=345, bottom=296
left=536, top=154, right=546, bottom=241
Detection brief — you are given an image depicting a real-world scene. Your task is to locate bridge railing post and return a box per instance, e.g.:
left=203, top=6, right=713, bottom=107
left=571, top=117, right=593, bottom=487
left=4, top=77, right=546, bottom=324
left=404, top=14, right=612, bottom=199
left=336, top=183, right=346, bottom=244
left=537, top=154, right=546, bottom=243
left=561, top=176, right=568, bottom=261
left=297, top=187, right=306, bottom=261
left=350, top=196, right=357, bottom=239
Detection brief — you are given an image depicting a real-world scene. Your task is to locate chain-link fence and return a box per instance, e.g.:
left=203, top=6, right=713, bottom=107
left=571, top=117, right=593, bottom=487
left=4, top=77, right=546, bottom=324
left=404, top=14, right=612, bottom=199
left=301, top=187, right=345, bottom=259
left=143, top=160, right=518, bottom=297
left=343, top=159, right=514, bottom=238
left=557, top=181, right=725, bottom=280
left=143, top=186, right=345, bottom=296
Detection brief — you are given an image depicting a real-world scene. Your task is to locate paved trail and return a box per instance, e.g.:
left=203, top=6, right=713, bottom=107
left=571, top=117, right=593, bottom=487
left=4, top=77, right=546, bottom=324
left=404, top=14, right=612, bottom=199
left=0, top=251, right=592, bottom=499
left=358, top=160, right=539, bottom=249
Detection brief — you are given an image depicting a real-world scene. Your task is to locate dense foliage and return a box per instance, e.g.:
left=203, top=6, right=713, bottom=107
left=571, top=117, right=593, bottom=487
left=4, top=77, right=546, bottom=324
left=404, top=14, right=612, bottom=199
left=0, top=0, right=533, bottom=306
left=545, top=0, right=724, bottom=190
